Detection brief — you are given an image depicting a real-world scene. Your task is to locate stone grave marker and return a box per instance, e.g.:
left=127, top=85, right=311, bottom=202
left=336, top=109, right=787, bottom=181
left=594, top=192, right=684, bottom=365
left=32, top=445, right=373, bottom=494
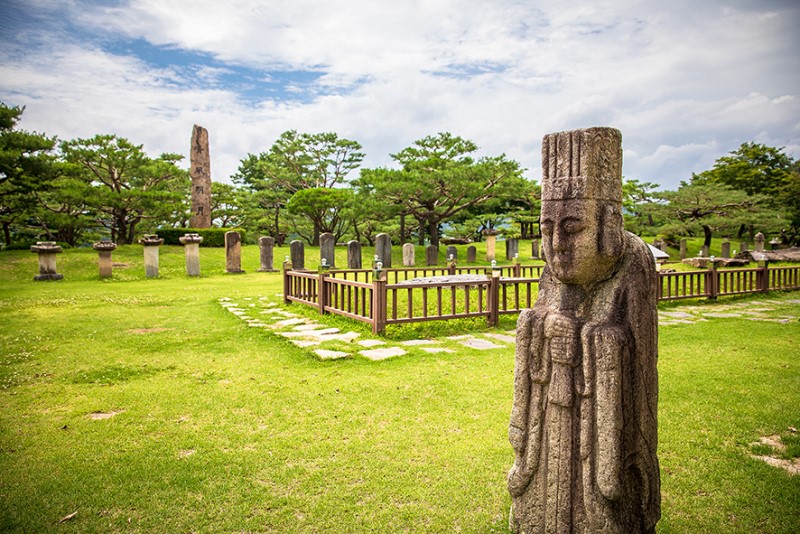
left=755, top=232, right=765, bottom=252
left=446, top=245, right=457, bottom=262
left=347, top=240, right=362, bottom=269
left=721, top=239, right=731, bottom=259
left=505, top=238, right=519, bottom=261
left=466, top=246, right=477, bottom=263
left=426, top=245, right=438, bottom=266
left=375, top=233, right=392, bottom=268
left=257, top=236, right=277, bottom=272
left=189, top=125, right=212, bottom=228
left=290, top=240, right=305, bottom=270
left=531, top=239, right=540, bottom=259
left=402, top=243, right=415, bottom=267
left=320, top=232, right=336, bottom=269
left=225, top=231, right=245, bottom=273
left=679, top=238, right=687, bottom=259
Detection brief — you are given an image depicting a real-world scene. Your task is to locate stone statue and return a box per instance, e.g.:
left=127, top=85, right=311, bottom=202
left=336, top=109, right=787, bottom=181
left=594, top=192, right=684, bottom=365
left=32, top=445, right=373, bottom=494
left=508, top=127, right=660, bottom=533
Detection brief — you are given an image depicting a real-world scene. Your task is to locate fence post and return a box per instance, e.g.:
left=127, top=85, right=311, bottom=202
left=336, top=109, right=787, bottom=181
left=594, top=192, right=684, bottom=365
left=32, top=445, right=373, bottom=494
left=706, top=260, right=718, bottom=300
left=513, top=263, right=521, bottom=277
left=282, top=260, right=292, bottom=305
left=372, top=271, right=387, bottom=335
left=656, top=272, right=663, bottom=301
left=757, top=259, right=770, bottom=293
left=318, top=272, right=329, bottom=315
left=488, top=270, right=500, bottom=326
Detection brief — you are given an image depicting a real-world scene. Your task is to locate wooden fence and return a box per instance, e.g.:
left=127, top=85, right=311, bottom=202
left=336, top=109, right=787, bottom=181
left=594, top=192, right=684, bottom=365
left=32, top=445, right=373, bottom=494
left=285, top=262, right=800, bottom=334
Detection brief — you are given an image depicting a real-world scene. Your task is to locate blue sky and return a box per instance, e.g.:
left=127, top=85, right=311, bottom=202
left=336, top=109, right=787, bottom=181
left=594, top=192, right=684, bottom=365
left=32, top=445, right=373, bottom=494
left=1, top=0, right=798, bottom=189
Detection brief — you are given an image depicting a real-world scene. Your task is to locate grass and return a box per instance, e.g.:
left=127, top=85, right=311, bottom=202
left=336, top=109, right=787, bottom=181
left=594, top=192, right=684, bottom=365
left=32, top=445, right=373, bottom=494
left=1, top=244, right=799, bottom=532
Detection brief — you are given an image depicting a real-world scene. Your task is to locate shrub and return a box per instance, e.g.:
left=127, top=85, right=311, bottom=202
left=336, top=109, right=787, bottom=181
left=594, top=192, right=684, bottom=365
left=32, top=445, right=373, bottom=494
left=155, top=228, right=247, bottom=247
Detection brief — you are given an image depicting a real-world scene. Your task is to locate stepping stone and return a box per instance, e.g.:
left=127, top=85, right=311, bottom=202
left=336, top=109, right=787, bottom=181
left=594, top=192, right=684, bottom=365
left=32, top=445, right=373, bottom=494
left=219, top=297, right=232, bottom=302
left=447, top=334, right=474, bottom=340
left=703, top=313, right=742, bottom=318
left=358, top=339, right=386, bottom=347
left=293, top=324, right=324, bottom=331
left=400, top=339, right=438, bottom=346
left=275, top=318, right=307, bottom=327
left=660, top=311, right=694, bottom=319
left=280, top=328, right=341, bottom=338
left=785, top=299, right=800, bottom=304
left=461, top=338, right=502, bottom=350
left=247, top=322, right=268, bottom=327
left=230, top=310, right=247, bottom=316
left=291, top=339, right=321, bottom=347
left=260, top=309, right=284, bottom=314
left=484, top=333, right=516, bottom=343
left=360, top=347, right=407, bottom=360
left=316, top=331, right=360, bottom=343
left=506, top=329, right=517, bottom=335
left=420, top=347, right=454, bottom=354
left=314, top=349, right=350, bottom=360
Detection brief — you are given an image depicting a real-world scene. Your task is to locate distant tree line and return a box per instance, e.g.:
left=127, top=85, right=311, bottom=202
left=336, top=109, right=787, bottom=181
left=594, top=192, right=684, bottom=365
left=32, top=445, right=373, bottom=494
left=2, top=101, right=798, bottom=248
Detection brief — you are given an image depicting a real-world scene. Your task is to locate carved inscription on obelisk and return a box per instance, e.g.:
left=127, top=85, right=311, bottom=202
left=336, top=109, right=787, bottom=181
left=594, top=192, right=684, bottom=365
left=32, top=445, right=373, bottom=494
left=190, top=125, right=212, bottom=228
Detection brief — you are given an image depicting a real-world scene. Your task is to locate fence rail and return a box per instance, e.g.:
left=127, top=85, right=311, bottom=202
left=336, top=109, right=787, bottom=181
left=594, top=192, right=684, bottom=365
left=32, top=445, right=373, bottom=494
left=285, top=261, right=800, bottom=334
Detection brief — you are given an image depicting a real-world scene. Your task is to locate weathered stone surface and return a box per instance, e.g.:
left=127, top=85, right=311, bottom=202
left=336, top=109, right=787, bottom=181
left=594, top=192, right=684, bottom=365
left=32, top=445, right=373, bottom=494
left=258, top=236, right=277, bottom=272
left=426, top=245, right=438, bottom=266
left=721, top=239, right=731, bottom=259
left=320, top=232, right=335, bottom=269
left=483, top=333, right=516, bottom=343
left=140, top=235, right=163, bottom=278
left=531, top=239, right=540, bottom=259
left=485, top=234, right=496, bottom=261
left=508, top=127, right=660, bottom=533
left=467, top=245, right=477, bottom=263
left=402, top=243, right=415, bottom=267
left=446, top=245, right=457, bottom=262
left=755, top=232, right=765, bottom=252
left=225, top=231, right=245, bottom=273
left=179, top=233, right=203, bottom=276
left=347, top=240, right=362, bottom=269
left=189, top=125, right=212, bottom=228
left=461, top=338, right=501, bottom=350
left=360, top=346, right=406, bottom=360
left=375, top=233, right=392, bottom=267
left=506, top=238, right=519, bottom=261
left=679, top=238, right=687, bottom=259
left=30, top=241, right=63, bottom=281
left=93, top=239, right=116, bottom=279
left=290, top=240, right=305, bottom=270
left=740, top=241, right=748, bottom=252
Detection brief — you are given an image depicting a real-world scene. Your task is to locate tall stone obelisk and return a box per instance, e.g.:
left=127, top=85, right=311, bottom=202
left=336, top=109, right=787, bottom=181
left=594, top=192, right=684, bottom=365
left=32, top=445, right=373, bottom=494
left=190, top=125, right=212, bottom=228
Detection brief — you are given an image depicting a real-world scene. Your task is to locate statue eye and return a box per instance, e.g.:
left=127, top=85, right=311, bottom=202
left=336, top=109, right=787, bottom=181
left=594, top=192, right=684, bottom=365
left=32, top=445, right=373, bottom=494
left=541, top=222, right=553, bottom=235
left=563, top=220, right=585, bottom=233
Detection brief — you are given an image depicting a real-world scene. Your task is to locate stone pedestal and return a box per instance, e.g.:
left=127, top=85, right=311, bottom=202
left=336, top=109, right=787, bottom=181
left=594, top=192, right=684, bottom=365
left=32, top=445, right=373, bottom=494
left=445, top=245, right=457, bottom=262
left=347, top=241, right=362, bottom=269
left=30, top=241, right=63, bottom=281
left=721, top=240, right=731, bottom=259
left=257, top=236, right=277, bottom=272
left=225, top=231, right=244, bottom=273
left=485, top=234, right=497, bottom=261
left=679, top=238, right=687, bottom=259
left=426, top=245, right=438, bottom=266
left=92, top=239, right=117, bottom=279
left=755, top=232, right=765, bottom=252
left=140, top=235, right=163, bottom=278
left=375, top=233, right=392, bottom=268
left=290, top=240, right=305, bottom=270
left=531, top=239, right=539, bottom=259
left=505, top=238, right=519, bottom=261
left=320, top=232, right=336, bottom=269
left=402, top=243, right=415, bottom=267
left=179, top=233, right=203, bottom=276
left=467, top=246, right=477, bottom=263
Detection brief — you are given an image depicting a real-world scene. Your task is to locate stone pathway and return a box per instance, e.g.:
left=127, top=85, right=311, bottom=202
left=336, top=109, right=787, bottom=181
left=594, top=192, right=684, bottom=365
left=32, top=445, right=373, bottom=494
left=218, top=297, right=521, bottom=361
left=658, top=298, right=800, bottom=326
left=220, top=295, right=800, bottom=360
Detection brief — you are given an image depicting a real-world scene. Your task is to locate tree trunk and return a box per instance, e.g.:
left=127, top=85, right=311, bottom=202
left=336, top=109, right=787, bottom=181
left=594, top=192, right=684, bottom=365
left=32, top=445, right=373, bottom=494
left=399, top=213, right=406, bottom=243
left=428, top=218, right=440, bottom=247
left=737, top=224, right=746, bottom=239
left=702, top=224, right=713, bottom=248
left=417, top=216, right=426, bottom=245
left=3, top=222, right=10, bottom=246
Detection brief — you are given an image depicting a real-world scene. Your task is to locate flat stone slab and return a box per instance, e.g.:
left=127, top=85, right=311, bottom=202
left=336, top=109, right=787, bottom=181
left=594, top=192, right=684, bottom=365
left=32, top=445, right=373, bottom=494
left=358, top=339, right=386, bottom=347
left=420, top=347, right=454, bottom=353
left=291, top=339, right=321, bottom=347
left=785, top=300, right=800, bottom=304
left=280, top=328, right=341, bottom=338
left=293, top=324, right=324, bottom=331
left=660, top=311, right=694, bottom=319
left=461, top=338, right=502, bottom=350
left=360, top=347, right=407, bottom=360
left=702, top=312, right=742, bottom=318
left=400, top=339, right=439, bottom=346
left=275, top=318, right=307, bottom=326
left=316, top=331, right=360, bottom=343
left=446, top=334, right=474, bottom=340
left=484, top=333, right=516, bottom=343
left=314, top=349, right=350, bottom=360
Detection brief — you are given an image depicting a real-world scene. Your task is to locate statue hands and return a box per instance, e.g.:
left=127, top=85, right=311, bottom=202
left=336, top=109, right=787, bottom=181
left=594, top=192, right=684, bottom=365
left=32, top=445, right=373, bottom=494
left=544, top=313, right=578, bottom=340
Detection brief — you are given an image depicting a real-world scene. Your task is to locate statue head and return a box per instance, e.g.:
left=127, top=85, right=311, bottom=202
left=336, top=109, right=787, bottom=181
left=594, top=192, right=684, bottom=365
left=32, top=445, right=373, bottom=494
left=540, top=128, right=626, bottom=286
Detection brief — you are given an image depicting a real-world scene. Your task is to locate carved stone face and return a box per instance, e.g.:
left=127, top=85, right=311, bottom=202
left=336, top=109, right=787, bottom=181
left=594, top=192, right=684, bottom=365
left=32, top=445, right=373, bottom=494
left=540, top=199, right=622, bottom=286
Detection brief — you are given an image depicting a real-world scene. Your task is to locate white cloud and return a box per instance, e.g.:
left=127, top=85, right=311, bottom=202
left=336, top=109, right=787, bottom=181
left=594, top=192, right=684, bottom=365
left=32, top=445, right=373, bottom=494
left=0, top=0, right=798, bottom=190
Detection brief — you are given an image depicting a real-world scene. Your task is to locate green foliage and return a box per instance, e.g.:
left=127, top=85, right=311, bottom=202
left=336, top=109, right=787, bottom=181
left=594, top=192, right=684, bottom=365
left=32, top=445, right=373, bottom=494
left=155, top=227, right=245, bottom=247
left=692, top=142, right=794, bottom=197
left=286, top=187, right=353, bottom=244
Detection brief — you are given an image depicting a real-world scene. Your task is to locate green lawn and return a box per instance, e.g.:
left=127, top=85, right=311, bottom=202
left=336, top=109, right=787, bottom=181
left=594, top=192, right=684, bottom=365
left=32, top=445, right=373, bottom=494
left=1, top=245, right=798, bottom=532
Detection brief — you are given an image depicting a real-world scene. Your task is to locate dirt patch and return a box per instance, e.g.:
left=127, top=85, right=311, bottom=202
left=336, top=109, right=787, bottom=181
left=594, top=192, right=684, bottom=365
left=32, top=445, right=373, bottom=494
left=749, top=433, right=799, bottom=476
left=178, top=449, right=196, bottom=459
left=126, top=328, right=171, bottom=334
left=89, top=410, right=123, bottom=420
left=752, top=455, right=800, bottom=475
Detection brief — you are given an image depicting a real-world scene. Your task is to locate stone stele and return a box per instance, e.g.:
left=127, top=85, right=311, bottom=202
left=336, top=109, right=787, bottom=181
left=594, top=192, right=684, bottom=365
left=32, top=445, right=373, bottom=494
left=189, top=124, right=212, bottom=228
left=508, top=127, right=660, bottom=534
